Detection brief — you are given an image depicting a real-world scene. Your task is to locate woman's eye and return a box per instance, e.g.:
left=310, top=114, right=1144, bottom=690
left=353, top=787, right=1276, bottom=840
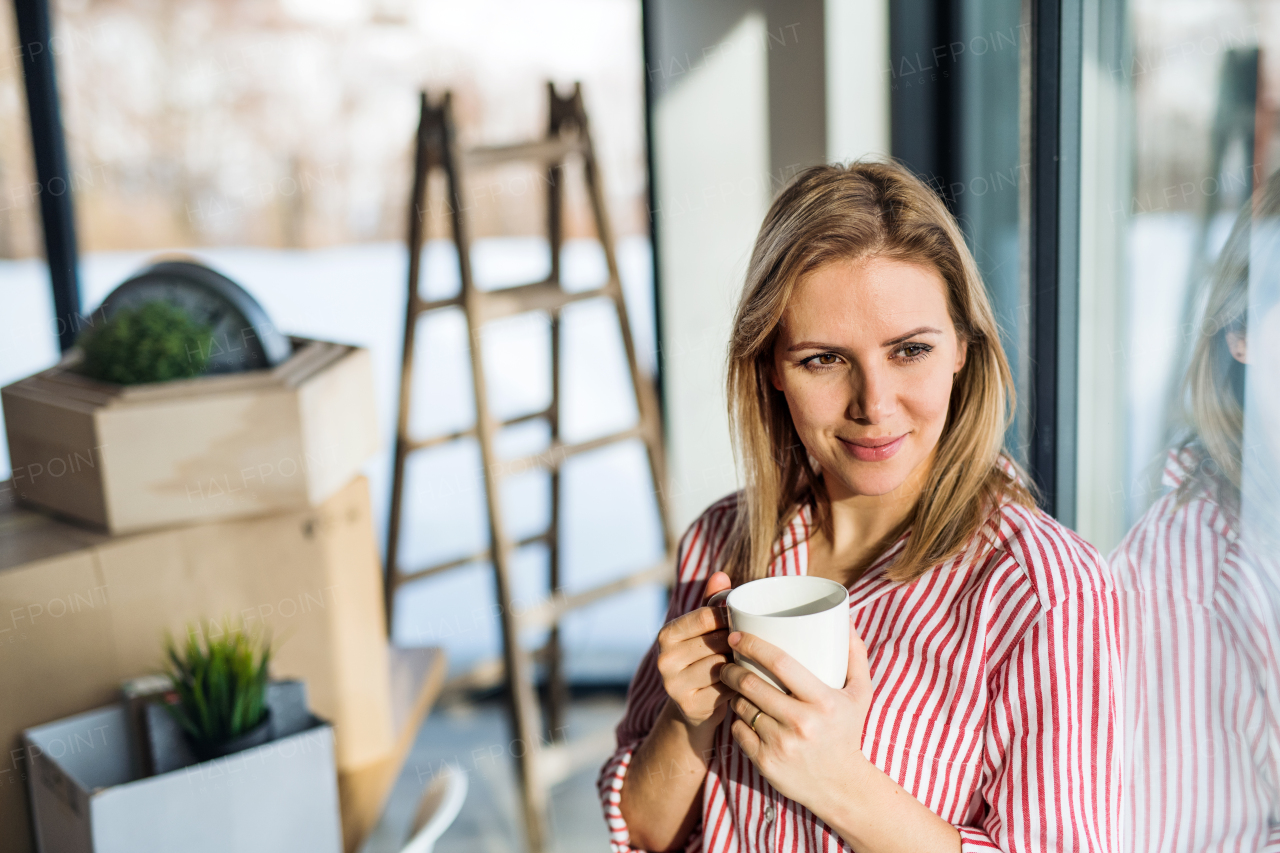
left=803, top=353, right=840, bottom=369
left=896, top=343, right=933, bottom=362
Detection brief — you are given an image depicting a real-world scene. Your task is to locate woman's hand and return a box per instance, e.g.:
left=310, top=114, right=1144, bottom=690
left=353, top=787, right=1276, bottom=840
left=656, top=571, right=736, bottom=730
left=718, top=617, right=874, bottom=812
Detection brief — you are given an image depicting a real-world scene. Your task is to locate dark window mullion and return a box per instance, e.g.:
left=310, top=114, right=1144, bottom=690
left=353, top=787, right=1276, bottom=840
left=1028, top=0, right=1081, bottom=522
left=13, top=0, right=82, bottom=352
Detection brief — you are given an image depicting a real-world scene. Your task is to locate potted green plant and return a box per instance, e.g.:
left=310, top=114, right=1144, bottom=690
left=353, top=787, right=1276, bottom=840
left=77, top=300, right=214, bottom=385
left=161, top=622, right=274, bottom=761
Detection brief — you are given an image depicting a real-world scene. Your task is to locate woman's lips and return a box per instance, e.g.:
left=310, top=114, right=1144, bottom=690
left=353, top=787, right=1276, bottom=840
left=838, top=434, right=907, bottom=462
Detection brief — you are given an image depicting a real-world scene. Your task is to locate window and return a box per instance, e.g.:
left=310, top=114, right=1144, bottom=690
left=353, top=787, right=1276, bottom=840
left=1, top=0, right=662, bottom=682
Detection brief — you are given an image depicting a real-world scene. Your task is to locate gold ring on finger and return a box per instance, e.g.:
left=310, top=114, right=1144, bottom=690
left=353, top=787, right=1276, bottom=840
left=749, top=709, right=763, bottom=731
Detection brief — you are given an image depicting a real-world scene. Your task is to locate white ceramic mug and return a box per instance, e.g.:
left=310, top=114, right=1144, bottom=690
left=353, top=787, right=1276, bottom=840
left=706, top=575, right=850, bottom=693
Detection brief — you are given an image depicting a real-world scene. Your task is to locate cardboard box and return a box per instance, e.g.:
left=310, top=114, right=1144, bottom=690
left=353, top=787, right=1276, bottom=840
left=1, top=338, right=379, bottom=534
left=24, top=704, right=341, bottom=853
left=0, top=476, right=393, bottom=852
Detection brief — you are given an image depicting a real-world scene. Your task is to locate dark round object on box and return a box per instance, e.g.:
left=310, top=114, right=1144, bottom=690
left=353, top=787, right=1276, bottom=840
left=90, top=260, right=292, bottom=375
left=78, top=301, right=215, bottom=384
left=187, top=709, right=274, bottom=762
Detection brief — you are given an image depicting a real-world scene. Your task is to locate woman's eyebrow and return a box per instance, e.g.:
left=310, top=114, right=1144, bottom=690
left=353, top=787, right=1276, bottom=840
left=786, top=327, right=943, bottom=353
left=786, top=340, right=847, bottom=353
left=881, top=326, right=942, bottom=347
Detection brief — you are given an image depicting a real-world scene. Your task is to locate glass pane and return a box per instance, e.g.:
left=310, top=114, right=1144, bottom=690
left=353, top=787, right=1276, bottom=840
left=1078, top=2, right=1280, bottom=848
left=953, top=0, right=1028, bottom=464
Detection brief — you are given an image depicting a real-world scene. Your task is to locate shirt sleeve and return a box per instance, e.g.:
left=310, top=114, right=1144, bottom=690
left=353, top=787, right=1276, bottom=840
left=596, top=512, right=721, bottom=853
left=1216, top=551, right=1280, bottom=851
left=960, top=579, right=1123, bottom=851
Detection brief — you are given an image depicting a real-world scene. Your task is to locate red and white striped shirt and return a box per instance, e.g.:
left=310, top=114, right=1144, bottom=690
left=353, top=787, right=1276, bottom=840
left=1110, top=448, right=1280, bottom=852
left=598, top=490, right=1123, bottom=852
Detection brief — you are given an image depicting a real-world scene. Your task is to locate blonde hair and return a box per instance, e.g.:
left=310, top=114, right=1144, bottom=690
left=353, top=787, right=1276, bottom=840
left=723, top=160, right=1034, bottom=585
left=1177, top=170, right=1280, bottom=509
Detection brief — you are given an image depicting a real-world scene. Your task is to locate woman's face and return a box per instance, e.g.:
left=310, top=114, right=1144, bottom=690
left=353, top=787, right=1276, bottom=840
left=771, top=256, right=967, bottom=500
left=1232, top=300, right=1280, bottom=467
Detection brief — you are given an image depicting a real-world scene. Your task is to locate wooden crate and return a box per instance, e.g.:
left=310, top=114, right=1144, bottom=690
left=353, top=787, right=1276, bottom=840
left=0, top=476, right=395, bottom=853
left=1, top=338, right=379, bottom=535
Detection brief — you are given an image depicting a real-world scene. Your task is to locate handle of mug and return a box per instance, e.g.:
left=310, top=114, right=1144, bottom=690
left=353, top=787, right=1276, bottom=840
left=705, top=588, right=731, bottom=608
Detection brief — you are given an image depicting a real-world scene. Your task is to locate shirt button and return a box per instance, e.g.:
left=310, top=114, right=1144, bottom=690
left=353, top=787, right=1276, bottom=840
left=764, top=804, right=776, bottom=823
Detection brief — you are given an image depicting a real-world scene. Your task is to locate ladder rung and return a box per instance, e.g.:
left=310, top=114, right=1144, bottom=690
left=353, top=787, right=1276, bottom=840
left=517, top=559, right=673, bottom=634
left=504, top=425, right=645, bottom=474
left=396, top=531, right=551, bottom=584
left=480, top=279, right=610, bottom=322
left=463, top=136, right=583, bottom=168
left=414, top=294, right=464, bottom=315
left=537, top=726, right=618, bottom=789
left=413, top=280, right=616, bottom=323
left=400, top=549, right=487, bottom=582
left=439, top=656, right=505, bottom=697
left=408, top=427, right=476, bottom=452
left=436, top=559, right=673, bottom=699
left=439, top=640, right=555, bottom=698
left=404, top=408, right=552, bottom=454
left=502, top=407, right=553, bottom=428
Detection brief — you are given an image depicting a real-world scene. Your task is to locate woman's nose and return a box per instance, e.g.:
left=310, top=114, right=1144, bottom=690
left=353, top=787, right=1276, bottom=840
left=847, top=364, right=894, bottom=424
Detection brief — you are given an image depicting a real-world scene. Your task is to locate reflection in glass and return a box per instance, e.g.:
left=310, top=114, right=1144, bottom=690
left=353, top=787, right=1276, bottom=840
left=1111, top=171, right=1280, bottom=852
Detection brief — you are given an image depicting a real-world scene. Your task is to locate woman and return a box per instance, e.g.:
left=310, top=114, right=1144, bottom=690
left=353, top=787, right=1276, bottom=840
left=1110, top=171, right=1280, bottom=852
left=596, top=161, right=1122, bottom=852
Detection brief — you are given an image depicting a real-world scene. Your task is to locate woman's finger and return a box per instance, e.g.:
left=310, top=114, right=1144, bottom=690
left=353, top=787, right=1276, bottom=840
left=701, top=571, right=733, bottom=606
left=726, top=630, right=827, bottom=704
left=663, top=604, right=729, bottom=647
left=695, top=629, right=732, bottom=657
left=730, top=717, right=763, bottom=760
left=843, top=618, right=872, bottom=698
left=660, top=613, right=729, bottom=675
left=693, top=681, right=735, bottom=707
left=730, top=695, right=776, bottom=738
left=665, top=629, right=731, bottom=673
left=719, top=662, right=796, bottom=724
left=676, top=648, right=732, bottom=691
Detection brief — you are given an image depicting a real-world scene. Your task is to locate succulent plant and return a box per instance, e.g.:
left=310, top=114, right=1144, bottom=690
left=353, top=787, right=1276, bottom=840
left=162, top=621, right=272, bottom=747
left=77, top=300, right=213, bottom=385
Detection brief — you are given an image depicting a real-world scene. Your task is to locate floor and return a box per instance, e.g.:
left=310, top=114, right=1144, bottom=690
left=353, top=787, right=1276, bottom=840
left=362, top=689, right=629, bottom=853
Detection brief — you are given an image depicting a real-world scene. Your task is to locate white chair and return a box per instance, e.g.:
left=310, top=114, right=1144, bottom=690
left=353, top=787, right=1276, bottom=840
left=398, top=766, right=469, bottom=853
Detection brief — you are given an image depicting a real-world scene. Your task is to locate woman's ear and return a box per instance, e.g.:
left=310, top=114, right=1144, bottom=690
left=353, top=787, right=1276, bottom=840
left=1227, top=329, right=1248, bottom=364
left=953, top=337, right=968, bottom=375
left=767, top=355, right=783, bottom=391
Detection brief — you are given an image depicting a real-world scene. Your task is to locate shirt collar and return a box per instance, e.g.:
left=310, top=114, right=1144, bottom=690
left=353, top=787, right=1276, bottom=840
left=776, top=456, right=1024, bottom=609
left=1161, top=445, right=1199, bottom=490
left=776, top=502, right=910, bottom=611
left=1160, top=443, right=1245, bottom=550
left=995, top=453, right=1022, bottom=483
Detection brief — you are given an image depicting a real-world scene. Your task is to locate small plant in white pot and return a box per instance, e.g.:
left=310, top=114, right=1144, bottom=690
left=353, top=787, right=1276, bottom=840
left=25, top=620, right=342, bottom=853
left=162, top=623, right=274, bottom=761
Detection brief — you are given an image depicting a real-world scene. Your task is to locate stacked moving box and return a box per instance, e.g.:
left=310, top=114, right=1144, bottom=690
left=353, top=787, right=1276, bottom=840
left=0, top=340, right=399, bottom=853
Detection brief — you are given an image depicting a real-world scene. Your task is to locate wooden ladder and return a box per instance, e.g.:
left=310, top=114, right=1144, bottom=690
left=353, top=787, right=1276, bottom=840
left=384, top=83, right=676, bottom=853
